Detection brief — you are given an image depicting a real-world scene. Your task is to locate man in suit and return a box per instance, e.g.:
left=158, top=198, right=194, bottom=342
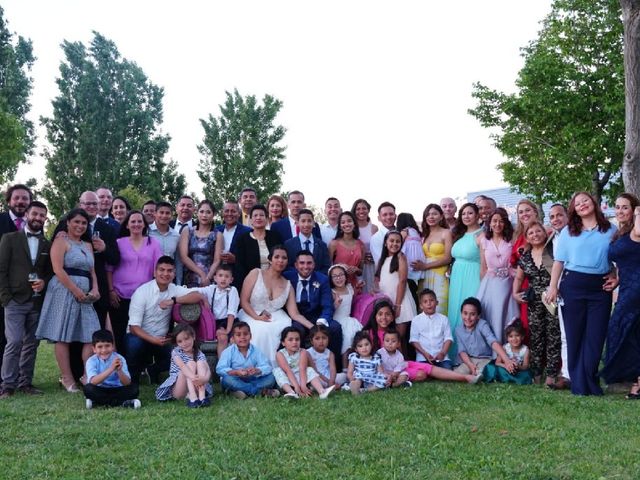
left=284, top=209, right=330, bottom=275
left=238, top=187, right=257, bottom=226
left=96, top=187, right=121, bottom=231
left=216, top=201, right=251, bottom=290
left=370, top=201, right=397, bottom=265
left=170, top=195, right=195, bottom=233
left=0, top=201, right=52, bottom=398
left=270, top=190, right=321, bottom=242
left=284, top=251, right=342, bottom=362
left=0, top=184, right=33, bottom=375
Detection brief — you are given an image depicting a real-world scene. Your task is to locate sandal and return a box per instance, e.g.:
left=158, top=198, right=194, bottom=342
left=625, top=382, right=640, bottom=399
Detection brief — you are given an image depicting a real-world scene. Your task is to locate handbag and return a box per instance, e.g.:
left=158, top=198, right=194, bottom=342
left=172, top=301, right=216, bottom=341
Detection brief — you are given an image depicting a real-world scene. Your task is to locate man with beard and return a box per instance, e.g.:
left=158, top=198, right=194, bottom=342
left=0, top=201, right=52, bottom=398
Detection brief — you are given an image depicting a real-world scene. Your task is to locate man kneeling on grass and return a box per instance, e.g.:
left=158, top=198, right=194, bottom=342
left=215, top=322, right=280, bottom=399
left=84, top=329, right=140, bottom=409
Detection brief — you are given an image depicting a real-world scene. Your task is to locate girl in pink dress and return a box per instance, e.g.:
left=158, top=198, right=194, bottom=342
left=351, top=199, right=378, bottom=293
left=328, top=212, right=365, bottom=288
left=476, top=208, right=519, bottom=344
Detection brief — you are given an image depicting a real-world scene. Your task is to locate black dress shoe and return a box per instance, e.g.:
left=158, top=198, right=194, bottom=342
left=18, top=385, right=44, bottom=395
left=0, top=388, right=15, bottom=399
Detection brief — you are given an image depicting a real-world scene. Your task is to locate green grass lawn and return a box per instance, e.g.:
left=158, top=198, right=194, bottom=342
left=1, top=344, right=638, bottom=479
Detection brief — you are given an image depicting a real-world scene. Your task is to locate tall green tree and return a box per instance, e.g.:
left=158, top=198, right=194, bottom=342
left=469, top=0, right=624, bottom=205
left=41, top=32, right=186, bottom=217
left=621, top=0, right=640, bottom=198
left=197, top=89, right=286, bottom=207
left=0, top=6, right=35, bottom=184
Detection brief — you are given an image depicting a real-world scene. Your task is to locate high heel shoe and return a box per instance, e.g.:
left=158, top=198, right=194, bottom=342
left=59, top=378, right=80, bottom=393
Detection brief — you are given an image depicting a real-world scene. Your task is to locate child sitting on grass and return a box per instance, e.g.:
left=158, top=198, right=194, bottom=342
left=216, top=322, right=279, bottom=399
left=483, top=321, right=532, bottom=385
left=273, top=327, right=335, bottom=400
left=409, top=288, right=454, bottom=370
left=348, top=331, right=388, bottom=395
left=155, top=324, right=213, bottom=408
left=83, top=329, right=140, bottom=409
left=454, top=297, right=516, bottom=379
left=307, top=324, right=347, bottom=389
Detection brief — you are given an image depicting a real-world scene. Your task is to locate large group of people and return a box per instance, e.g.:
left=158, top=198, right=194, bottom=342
left=0, top=183, right=639, bottom=409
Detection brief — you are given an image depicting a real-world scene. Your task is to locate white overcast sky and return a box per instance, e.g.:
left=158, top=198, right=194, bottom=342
left=4, top=0, right=551, bottom=219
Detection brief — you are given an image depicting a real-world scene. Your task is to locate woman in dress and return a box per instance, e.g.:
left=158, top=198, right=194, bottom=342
left=547, top=192, right=616, bottom=396
left=266, top=194, right=288, bottom=229
left=236, top=245, right=311, bottom=363
left=107, top=210, right=162, bottom=352
left=476, top=207, right=518, bottom=344
left=512, top=221, right=560, bottom=386
left=412, top=204, right=452, bottom=315
left=235, top=205, right=283, bottom=289
left=109, top=196, right=130, bottom=227
left=328, top=211, right=364, bottom=288
left=601, top=194, right=640, bottom=390
left=351, top=199, right=378, bottom=293
left=510, top=199, right=541, bottom=336
left=179, top=199, right=222, bottom=288
left=447, top=202, right=483, bottom=361
left=36, top=209, right=100, bottom=393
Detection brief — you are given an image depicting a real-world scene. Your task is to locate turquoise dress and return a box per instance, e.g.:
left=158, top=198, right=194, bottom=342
left=447, top=229, right=482, bottom=363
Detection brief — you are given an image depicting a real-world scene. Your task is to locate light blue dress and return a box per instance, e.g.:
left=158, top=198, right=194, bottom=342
left=447, top=229, right=482, bottom=362
left=36, top=240, right=99, bottom=343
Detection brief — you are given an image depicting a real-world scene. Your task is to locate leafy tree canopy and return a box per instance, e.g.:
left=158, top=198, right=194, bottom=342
left=197, top=89, right=286, bottom=208
left=469, top=0, right=624, bottom=204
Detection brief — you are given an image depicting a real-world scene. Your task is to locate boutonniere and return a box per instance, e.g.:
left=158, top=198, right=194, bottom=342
left=312, top=281, right=320, bottom=289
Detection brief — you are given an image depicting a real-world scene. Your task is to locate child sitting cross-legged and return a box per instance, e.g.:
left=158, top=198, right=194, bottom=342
left=215, top=321, right=280, bottom=399
left=483, top=320, right=533, bottom=385
left=454, top=297, right=517, bottom=380
left=83, top=329, right=141, bottom=409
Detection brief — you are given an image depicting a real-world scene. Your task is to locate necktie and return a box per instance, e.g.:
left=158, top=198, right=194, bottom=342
left=295, top=224, right=300, bottom=235
left=304, top=239, right=311, bottom=252
left=179, top=222, right=187, bottom=233
left=14, top=217, right=24, bottom=230
left=301, top=279, right=309, bottom=304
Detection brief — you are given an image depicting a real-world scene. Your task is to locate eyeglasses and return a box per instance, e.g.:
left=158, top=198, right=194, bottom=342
left=81, top=202, right=98, bottom=206
left=330, top=273, right=346, bottom=278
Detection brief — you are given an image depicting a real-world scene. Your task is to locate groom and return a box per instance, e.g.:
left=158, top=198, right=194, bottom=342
left=284, top=250, right=342, bottom=361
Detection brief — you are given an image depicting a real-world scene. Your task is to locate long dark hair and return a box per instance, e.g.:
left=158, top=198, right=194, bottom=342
left=109, top=196, right=131, bottom=219
left=335, top=211, right=360, bottom=240
left=612, top=193, right=640, bottom=241
left=118, top=210, right=151, bottom=243
left=421, top=204, right=447, bottom=240
left=350, top=198, right=371, bottom=223
left=484, top=207, right=514, bottom=242
left=364, top=299, right=396, bottom=351
left=452, top=203, right=479, bottom=242
left=195, top=199, right=216, bottom=230
left=396, top=212, right=421, bottom=236
left=172, top=324, right=200, bottom=360
left=375, top=230, right=403, bottom=278
left=567, top=191, right=611, bottom=236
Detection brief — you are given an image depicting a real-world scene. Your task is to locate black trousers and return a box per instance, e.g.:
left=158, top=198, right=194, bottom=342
left=83, top=383, right=139, bottom=406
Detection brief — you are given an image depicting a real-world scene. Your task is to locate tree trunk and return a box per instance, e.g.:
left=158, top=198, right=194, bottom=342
left=621, top=0, right=640, bottom=197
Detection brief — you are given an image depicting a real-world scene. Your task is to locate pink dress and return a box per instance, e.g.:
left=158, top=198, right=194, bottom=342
left=333, top=240, right=364, bottom=288
left=476, top=237, right=519, bottom=344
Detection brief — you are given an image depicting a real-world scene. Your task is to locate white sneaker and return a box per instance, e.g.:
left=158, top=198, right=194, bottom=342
left=341, top=383, right=351, bottom=391
left=122, top=399, right=142, bottom=409
left=283, top=392, right=299, bottom=399
left=231, top=390, right=248, bottom=400
left=85, top=399, right=93, bottom=410
left=319, top=384, right=335, bottom=399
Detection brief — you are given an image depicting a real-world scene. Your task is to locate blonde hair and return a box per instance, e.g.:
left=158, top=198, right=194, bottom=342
left=514, top=199, right=540, bottom=239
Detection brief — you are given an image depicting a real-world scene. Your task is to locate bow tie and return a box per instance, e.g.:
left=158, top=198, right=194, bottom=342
left=26, top=232, right=42, bottom=238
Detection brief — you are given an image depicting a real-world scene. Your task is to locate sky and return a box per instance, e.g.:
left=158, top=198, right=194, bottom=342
left=3, top=0, right=552, bottom=220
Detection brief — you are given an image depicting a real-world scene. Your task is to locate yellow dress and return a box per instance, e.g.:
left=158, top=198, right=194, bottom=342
left=421, top=242, right=449, bottom=315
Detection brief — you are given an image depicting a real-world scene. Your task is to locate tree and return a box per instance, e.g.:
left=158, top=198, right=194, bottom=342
left=197, top=89, right=286, bottom=207
left=0, top=6, right=35, bottom=183
left=621, top=0, right=640, bottom=198
left=469, top=0, right=624, bottom=205
left=41, top=32, right=187, bottom=217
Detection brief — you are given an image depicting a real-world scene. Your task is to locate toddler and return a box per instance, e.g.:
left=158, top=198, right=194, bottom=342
left=307, top=325, right=347, bottom=389
left=483, top=321, right=532, bottom=384
left=347, top=331, right=388, bottom=395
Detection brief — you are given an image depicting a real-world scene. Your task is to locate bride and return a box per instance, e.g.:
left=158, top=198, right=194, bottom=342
left=237, top=245, right=311, bottom=363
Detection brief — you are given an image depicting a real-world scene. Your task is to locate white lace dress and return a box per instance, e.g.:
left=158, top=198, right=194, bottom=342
left=333, top=285, right=363, bottom=354
left=237, top=270, right=292, bottom=363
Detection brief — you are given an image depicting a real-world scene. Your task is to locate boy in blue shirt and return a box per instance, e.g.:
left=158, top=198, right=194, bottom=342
left=216, top=322, right=279, bottom=399
left=83, top=330, right=140, bottom=409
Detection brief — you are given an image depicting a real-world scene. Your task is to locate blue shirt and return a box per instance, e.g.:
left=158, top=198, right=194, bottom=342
left=455, top=318, right=498, bottom=360
left=555, top=225, right=616, bottom=274
left=85, top=352, right=130, bottom=388
left=216, top=343, right=272, bottom=377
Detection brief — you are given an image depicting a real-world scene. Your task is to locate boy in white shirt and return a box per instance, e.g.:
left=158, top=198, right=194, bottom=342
left=409, top=289, right=454, bottom=370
